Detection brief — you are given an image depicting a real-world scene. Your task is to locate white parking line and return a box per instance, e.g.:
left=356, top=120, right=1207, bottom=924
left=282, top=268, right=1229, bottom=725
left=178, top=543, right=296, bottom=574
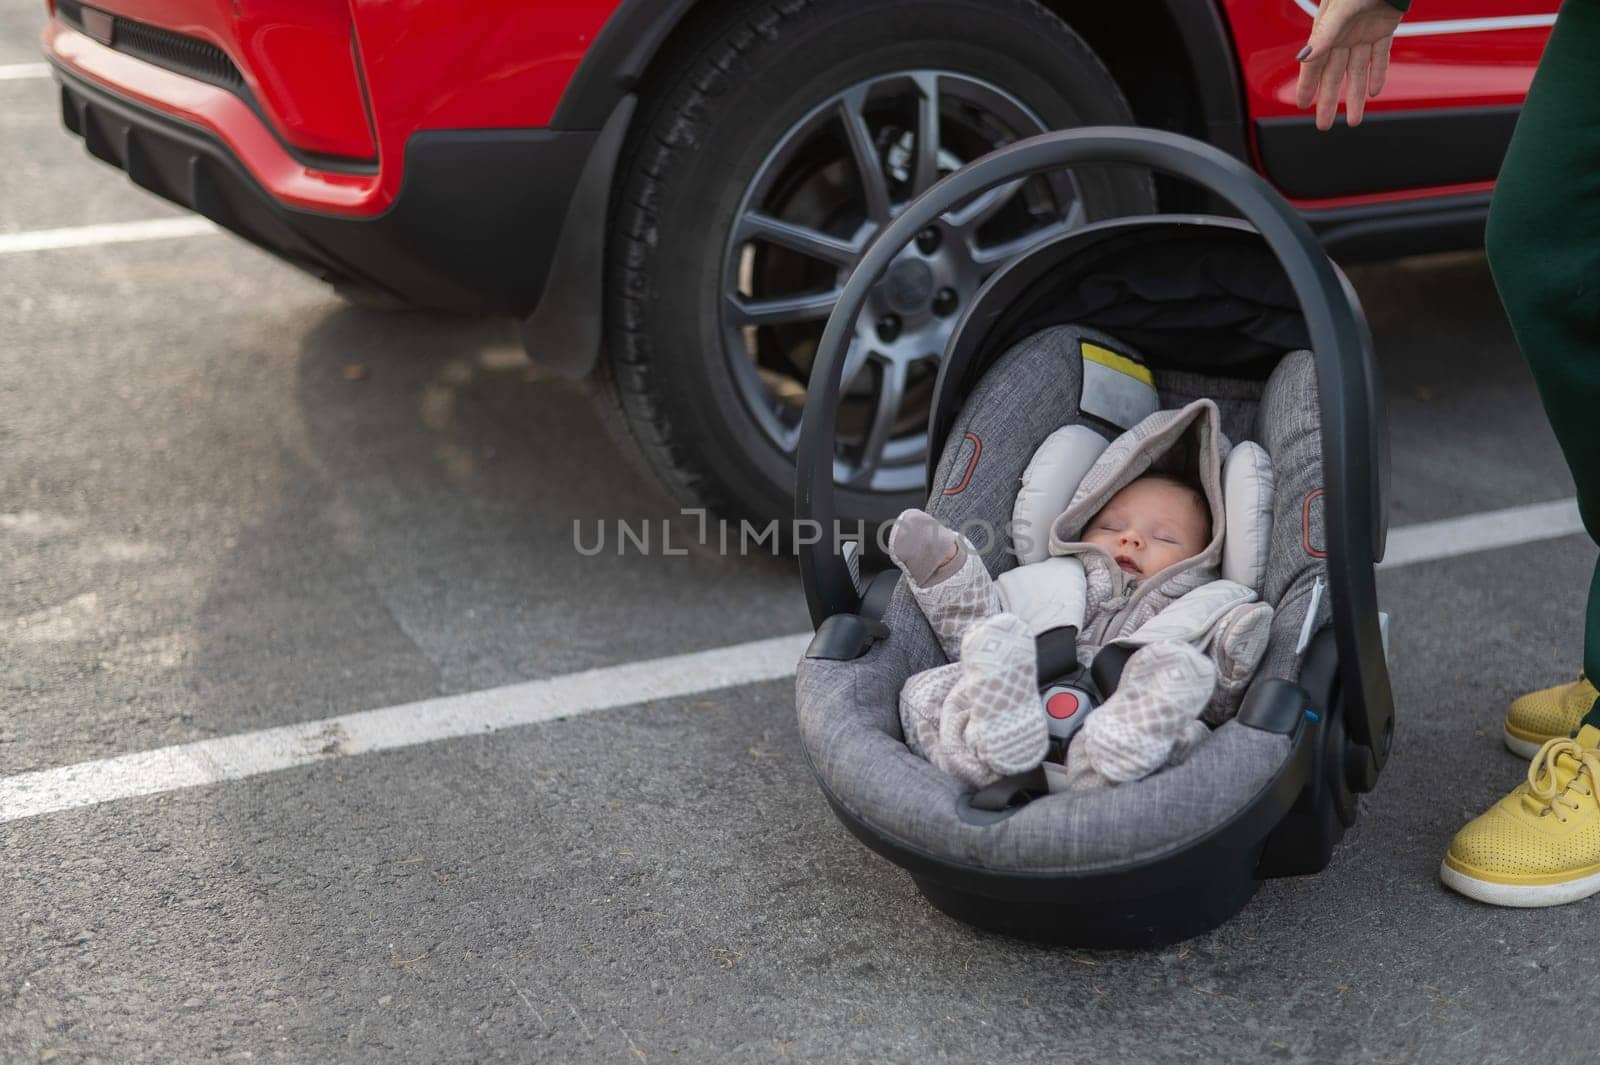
left=0, top=632, right=814, bottom=823
left=1379, top=497, right=1585, bottom=569
left=0, top=217, right=218, bottom=255
left=0, top=62, right=51, bottom=80
left=0, top=500, right=1588, bottom=824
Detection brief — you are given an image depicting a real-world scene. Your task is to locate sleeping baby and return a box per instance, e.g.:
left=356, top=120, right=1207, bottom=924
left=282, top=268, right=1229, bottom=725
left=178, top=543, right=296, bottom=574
left=889, top=397, right=1275, bottom=792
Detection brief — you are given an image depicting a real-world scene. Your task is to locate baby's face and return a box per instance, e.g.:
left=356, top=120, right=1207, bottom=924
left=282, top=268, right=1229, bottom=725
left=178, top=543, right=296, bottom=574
left=1082, top=477, right=1210, bottom=580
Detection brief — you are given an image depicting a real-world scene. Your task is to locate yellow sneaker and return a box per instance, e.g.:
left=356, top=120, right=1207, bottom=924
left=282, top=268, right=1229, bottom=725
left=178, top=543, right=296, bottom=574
left=1441, top=725, right=1600, bottom=907
left=1504, top=673, right=1598, bottom=758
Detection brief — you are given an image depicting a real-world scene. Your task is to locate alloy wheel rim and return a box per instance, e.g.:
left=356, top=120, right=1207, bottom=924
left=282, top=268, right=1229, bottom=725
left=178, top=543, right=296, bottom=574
left=720, top=69, right=1087, bottom=493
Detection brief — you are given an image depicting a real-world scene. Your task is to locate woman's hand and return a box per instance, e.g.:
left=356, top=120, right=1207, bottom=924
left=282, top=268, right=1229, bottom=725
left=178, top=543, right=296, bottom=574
left=1296, top=0, right=1405, bottom=130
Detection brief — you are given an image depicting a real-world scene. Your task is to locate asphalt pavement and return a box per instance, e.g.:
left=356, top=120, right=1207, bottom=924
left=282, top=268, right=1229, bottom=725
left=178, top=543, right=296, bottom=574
left=3, top=11, right=1597, bottom=1063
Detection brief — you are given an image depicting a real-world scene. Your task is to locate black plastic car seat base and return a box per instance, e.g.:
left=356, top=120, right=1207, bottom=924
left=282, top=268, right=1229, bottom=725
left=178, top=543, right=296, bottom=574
left=911, top=847, right=1261, bottom=948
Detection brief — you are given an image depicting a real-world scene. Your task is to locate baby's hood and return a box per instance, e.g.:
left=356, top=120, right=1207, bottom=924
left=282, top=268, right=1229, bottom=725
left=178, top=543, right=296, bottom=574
left=1047, top=397, right=1230, bottom=587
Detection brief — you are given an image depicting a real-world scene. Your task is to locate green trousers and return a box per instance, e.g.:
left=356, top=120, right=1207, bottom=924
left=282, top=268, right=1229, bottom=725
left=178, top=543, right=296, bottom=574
left=1483, top=0, right=1600, bottom=724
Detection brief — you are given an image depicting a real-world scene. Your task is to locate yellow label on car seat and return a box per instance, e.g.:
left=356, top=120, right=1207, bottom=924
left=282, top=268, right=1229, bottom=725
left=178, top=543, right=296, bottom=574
left=1079, top=340, right=1159, bottom=430
left=1081, top=342, right=1154, bottom=386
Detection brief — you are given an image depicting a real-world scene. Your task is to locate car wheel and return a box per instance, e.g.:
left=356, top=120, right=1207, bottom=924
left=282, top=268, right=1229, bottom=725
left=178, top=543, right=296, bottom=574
left=597, top=0, right=1155, bottom=537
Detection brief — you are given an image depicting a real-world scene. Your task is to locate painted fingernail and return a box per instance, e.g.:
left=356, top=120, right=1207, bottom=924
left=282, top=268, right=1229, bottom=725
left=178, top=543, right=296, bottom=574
left=1296, top=44, right=1312, bottom=61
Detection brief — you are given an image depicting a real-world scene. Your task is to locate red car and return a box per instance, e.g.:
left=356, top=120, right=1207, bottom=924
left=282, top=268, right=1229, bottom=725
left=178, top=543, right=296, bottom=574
left=42, top=0, right=1555, bottom=526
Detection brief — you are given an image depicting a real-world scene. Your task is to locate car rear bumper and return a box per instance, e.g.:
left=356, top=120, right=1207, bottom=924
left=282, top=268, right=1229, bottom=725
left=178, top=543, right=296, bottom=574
left=49, top=23, right=597, bottom=315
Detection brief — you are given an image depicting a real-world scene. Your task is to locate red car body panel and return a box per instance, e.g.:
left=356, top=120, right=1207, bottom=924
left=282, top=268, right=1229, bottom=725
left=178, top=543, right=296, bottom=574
left=44, top=0, right=1555, bottom=219
left=44, top=0, right=619, bottom=214
left=1220, top=0, right=1556, bottom=208
left=1226, top=0, right=1556, bottom=120
left=349, top=0, right=615, bottom=132
left=67, top=0, right=375, bottom=158
left=44, top=19, right=382, bottom=212
left=41, top=0, right=1555, bottom=320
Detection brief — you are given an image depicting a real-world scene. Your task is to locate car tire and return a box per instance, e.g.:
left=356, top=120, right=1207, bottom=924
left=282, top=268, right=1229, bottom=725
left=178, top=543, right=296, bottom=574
left=596, top=0, right=1155, bottom=537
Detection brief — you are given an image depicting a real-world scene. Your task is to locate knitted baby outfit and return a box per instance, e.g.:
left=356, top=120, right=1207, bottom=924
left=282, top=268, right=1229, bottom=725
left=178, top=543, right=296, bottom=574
left=891, top=517, right=1220, bottom=791
left=889, top=398, right=1275, bottom=792
left=890, top=526, right=1048, bottom=787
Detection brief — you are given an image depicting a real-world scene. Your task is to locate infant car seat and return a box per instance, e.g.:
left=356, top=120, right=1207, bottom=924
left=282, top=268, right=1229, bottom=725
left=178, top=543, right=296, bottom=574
left=793, top=129, right=1394, bottom=947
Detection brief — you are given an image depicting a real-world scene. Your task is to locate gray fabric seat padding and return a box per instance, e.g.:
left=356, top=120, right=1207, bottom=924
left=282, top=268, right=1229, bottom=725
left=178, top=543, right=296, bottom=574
left=796, top=324, right=1324, bottom=874
left=796, top=580, right=1290, bottom=873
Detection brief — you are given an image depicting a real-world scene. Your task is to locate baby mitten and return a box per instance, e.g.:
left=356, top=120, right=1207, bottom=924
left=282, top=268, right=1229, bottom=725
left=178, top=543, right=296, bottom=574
left=1205, top=601, right=1274, bottom=724
left=898, top=661, right=962, bottom=761
left=1062, top=640, right=1216, bottom=791
left=932, top=613, right=1048, bottom=788
left=889, top=508, right=1002, bottom=660
left=888, top=508, right=965, bottom=585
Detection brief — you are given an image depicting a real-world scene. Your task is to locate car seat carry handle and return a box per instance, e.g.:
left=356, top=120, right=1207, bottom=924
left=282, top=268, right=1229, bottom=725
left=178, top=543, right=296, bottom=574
left=796, top=126, right=1393, bottom=774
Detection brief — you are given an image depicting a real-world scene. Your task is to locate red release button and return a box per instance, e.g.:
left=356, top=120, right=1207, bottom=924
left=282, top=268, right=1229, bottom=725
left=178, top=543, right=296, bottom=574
left=1046, top=691, right=1081, bottom=719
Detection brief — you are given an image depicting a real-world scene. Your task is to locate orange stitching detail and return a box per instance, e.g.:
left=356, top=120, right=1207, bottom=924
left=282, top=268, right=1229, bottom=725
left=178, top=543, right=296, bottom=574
left=942, top=432, right=982, bottom=495
left=1303, top=488, right=1327, bottom=559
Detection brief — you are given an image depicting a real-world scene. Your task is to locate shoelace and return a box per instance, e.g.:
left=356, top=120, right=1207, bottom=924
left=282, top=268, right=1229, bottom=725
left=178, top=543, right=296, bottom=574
left=1527, top=737, right=1600, bottom=822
